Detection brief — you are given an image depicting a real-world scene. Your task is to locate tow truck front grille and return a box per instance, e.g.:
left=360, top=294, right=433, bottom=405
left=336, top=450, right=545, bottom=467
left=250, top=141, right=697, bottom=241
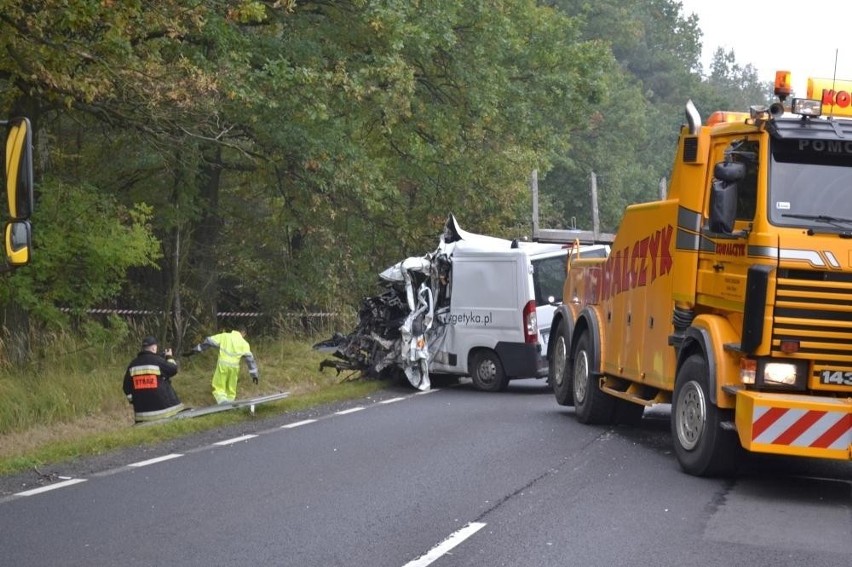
left=774, top=269, right=852, bottom=385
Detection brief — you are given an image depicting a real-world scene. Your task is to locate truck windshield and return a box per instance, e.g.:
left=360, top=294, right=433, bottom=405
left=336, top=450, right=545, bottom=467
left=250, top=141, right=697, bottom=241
left=769, top=139, right=852, bottom=230
left=532, top=254, right=567, bottom=306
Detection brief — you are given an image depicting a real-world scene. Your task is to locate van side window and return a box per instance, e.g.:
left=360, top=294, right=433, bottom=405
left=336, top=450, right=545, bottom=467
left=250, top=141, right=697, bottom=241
left=532, top=255, right=567, bottom=306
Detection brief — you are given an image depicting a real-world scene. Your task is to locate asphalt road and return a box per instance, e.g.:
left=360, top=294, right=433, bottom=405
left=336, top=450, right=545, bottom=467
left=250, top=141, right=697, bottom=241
left=0, top=379, right=849, bottom=566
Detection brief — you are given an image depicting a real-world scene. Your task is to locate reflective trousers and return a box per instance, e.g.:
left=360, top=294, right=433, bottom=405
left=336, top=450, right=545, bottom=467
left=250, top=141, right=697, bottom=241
left=212, top=364, right=240, bottom=404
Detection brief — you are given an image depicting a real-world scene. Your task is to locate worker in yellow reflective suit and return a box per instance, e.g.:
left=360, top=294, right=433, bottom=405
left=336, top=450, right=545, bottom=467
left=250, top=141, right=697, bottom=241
left=187, top=329, right=259, bottom=404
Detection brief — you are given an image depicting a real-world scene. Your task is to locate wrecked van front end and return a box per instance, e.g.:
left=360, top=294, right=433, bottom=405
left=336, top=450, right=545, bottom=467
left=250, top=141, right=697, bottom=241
left=315, top=254, right=438, bottom=391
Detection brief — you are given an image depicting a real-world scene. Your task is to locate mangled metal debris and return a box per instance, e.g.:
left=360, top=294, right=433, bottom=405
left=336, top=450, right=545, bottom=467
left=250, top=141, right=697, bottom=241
left=314, top=243, right=438, bottom=391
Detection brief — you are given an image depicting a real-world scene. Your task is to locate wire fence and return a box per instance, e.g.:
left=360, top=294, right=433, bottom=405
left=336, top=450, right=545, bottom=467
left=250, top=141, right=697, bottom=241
left=56, top=308, right=354, bottom=339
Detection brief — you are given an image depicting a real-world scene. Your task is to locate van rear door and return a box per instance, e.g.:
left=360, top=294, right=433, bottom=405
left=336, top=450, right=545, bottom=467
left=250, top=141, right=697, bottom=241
left=531, top=251, right=568, bottom=350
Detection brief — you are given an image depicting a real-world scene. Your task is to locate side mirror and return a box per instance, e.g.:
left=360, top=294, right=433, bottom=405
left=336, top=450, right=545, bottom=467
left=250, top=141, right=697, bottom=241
left=5, top=220, right=31, bottom=266
left=709, top=161, right=742, bottom=233
left=713, top=161, right=745, bottom=183
left=4, top=117, right=34, bottom=220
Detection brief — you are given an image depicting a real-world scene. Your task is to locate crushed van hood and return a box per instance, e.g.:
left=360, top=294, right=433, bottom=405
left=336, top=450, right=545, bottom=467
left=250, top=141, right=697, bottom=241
left=314, top=214, right=517, bottom=390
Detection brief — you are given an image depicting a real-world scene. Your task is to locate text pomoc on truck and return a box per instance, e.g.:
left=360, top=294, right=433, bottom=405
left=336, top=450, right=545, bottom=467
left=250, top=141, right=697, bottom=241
left=547, top=70, right=852, bottom=476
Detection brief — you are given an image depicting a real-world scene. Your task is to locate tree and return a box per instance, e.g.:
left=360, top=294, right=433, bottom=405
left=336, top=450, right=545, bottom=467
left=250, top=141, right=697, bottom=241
left=540, top=0, right=704, bottom=231
left=698, top=48, right=773, bottom=113
left=201, top=0, right=620, bottom=315
left=1, top=1, right=620, bottom=346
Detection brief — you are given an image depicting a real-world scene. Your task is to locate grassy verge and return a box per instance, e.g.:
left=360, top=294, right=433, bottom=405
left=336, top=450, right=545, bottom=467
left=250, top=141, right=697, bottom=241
left=0, top=336, right=385, bottom=476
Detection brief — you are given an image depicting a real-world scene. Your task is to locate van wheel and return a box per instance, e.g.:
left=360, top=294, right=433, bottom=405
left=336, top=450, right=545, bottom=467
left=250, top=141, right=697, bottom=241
left=671, top=354, right=740, bottom=476
left=470, top=350, right=509, bottom=392
left=550, top=324, right=573, bottom=406
left=572, top=331, right=615, bottom=424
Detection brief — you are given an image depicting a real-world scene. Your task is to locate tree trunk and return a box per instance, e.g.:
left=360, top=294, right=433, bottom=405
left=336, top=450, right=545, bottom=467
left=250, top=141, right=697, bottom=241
left=189, top=143, right=224, bottom=332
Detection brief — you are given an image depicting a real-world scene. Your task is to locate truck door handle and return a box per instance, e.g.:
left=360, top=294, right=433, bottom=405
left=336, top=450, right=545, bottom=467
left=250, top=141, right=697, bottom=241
left=713, top=263, right=724, bottom=272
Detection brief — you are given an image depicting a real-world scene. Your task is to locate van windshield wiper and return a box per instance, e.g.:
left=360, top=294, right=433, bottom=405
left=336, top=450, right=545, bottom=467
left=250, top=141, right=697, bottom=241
left=781, top=213, right=852, bottom=229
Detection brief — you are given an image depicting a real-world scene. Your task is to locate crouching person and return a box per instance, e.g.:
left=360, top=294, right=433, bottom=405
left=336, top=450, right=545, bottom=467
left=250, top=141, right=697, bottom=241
left=123, top=336, right=184, bottom=423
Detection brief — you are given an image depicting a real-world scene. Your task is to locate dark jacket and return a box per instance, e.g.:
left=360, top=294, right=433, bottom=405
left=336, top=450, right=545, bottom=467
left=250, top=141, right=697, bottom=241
left=122, top=350, right=182, bottom=421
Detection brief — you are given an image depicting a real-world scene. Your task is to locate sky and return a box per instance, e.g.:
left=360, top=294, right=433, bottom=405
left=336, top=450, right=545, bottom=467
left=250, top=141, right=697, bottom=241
left=678, top=0, right=852, bottom=97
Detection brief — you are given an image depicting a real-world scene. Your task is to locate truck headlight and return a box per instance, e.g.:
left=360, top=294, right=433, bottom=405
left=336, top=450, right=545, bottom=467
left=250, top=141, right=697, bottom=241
left=754, top=359, right=808, bottom=391
left=791, top=98, right=822, bottom=117
left=763, top=362, right=797, bottom=386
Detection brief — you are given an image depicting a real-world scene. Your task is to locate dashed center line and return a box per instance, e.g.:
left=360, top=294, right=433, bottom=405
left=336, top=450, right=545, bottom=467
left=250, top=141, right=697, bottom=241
left=402, top=522, right=486, bottom=567
left=379, top=397, right=405, bottom=404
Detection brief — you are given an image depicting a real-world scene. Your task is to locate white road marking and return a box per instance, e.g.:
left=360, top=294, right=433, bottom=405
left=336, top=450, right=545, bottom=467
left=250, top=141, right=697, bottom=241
left=402, top=522, right=486, bottom=567
left=128, top=454, right=183, bottom=468
left=379, top=397, right=405, bottom=404
left=282, top=419, right=317, bottom=428
left=213, top=434, right=258, bottom=446
left=335, top=407, right=364, bottom=415
left=16, top=478, right=88, bottom=497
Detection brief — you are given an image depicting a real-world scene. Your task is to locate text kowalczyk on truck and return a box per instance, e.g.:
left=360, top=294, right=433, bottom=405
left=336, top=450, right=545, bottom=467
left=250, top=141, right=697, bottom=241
left=547, top=71, right=852, bottom=476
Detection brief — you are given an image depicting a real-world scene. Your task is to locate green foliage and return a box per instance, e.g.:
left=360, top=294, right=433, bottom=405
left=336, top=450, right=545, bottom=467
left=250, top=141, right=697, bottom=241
left=190, top=0, right=618, bottom=312
left=1, top=179, right=161, bottom=325
left=539, top=0, right=768, bottom=232
left=694, top=48, right=774, bottom=113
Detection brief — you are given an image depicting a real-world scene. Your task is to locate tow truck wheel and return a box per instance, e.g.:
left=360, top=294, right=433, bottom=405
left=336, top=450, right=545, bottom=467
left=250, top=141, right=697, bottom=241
left=550, top=324, right=573, bottom=406
left=572, top=331, right=615, bottom=424
left=672, top=354, right=740, bottom=477
left=470, top=350, right=509, bottom=392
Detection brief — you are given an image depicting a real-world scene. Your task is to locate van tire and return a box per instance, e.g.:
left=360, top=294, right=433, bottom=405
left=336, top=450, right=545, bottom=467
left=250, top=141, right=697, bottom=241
left=572, top=331, right=615, bottom=424
left=550, top=324, right=573, bottom=406
left=470, top=350, right=509, bottom=392
left=671, top=354, right=740, bottom=476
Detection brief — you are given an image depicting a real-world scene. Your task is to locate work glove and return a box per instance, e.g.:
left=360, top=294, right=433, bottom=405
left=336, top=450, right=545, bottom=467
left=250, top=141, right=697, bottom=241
left=251, top=373, right=259, bottom=385
left=126, top=394, right=133, bottom=404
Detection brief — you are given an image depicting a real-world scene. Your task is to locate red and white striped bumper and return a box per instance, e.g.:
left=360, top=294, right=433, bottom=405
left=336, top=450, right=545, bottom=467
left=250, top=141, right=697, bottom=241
left=735, top=391, right=852, bottom=460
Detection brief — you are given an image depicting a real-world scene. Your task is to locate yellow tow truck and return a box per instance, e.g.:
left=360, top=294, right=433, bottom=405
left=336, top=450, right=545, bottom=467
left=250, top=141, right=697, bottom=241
left=548, top=71, right=852, bottom=475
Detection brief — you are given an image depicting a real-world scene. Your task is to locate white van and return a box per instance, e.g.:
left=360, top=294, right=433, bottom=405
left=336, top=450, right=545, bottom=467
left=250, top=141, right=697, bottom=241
left=314, top=215, right=604, bottom=392
left=428, top=238, right=568, bottom=391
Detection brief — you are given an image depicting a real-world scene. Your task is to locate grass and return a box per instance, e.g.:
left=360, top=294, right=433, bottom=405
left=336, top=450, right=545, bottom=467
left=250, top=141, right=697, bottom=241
left=0, top=334, right=386, bottom=477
